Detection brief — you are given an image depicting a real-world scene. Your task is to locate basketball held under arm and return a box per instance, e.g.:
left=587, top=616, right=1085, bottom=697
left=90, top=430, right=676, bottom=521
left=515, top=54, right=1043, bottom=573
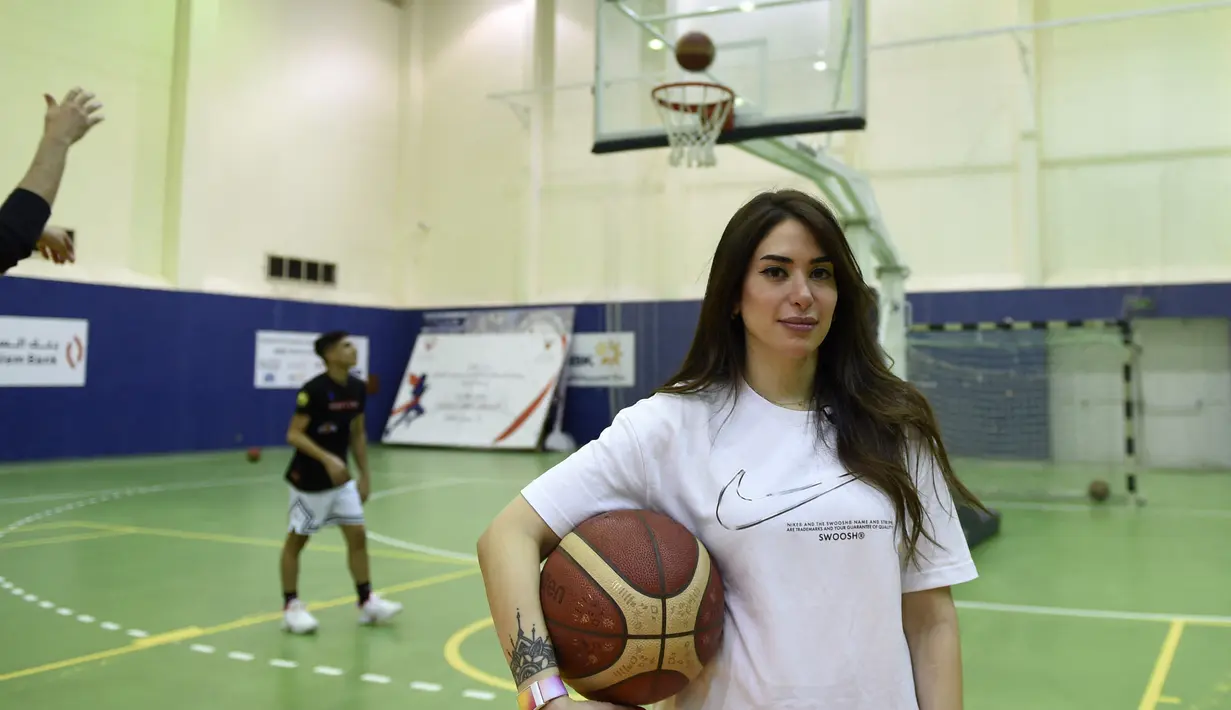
left=476, top=498, right=634, bottom=710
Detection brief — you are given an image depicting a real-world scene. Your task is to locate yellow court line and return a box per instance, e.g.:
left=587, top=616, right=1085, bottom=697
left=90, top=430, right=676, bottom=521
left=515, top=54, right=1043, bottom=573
left=1157, top=697, right=1181, bottom=705
left=444, top=617, right=516, bottom=693
left=0, top=530, right=133, bottom=551
left=444, top=616, right=584, bottom=700
left=196, top=567, right=480, bottom=635
left=1138, top=620, right=1186, bottom=710
left=0, top=566, right=480, bottom=684
left=67, top=520, right=473, bottom=566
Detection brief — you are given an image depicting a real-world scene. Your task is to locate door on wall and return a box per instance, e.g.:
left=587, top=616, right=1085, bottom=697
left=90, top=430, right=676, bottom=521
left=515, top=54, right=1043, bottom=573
left=1135, top=318, right=1231, bottom=471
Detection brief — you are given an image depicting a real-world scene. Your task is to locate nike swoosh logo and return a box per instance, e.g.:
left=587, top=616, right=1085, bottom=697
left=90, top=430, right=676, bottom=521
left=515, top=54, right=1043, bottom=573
left=714, top=469, right=857, bottom=531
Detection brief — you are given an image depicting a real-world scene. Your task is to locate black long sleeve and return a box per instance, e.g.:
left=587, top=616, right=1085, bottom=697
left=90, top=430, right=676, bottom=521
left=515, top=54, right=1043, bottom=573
left=0, top=188, right=51, bottom=274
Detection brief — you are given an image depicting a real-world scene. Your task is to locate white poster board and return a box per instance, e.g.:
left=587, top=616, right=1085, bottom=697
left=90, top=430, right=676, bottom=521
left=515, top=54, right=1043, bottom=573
left=0, top=316, right=89, bottom=387
left=567, top=332, right=636, bottom=388
left=382, top=331, right=569, bottom=449
left=254, top=330, right=370, bottom=389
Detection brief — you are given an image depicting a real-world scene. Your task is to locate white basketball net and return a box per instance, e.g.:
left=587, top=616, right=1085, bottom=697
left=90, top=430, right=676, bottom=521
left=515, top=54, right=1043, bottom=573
left=651, top=82, right=735, bottom=168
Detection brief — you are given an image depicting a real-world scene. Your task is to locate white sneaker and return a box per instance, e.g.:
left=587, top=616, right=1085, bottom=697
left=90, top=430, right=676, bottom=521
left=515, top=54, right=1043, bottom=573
left=358, top=594, right=402, bottom=625
left=282, top=599, right=319, bottom=634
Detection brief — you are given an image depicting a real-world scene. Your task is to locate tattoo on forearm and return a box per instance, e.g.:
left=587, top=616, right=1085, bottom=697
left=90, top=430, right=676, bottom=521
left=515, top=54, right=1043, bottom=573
left=507, top=610, right=557, bottom=685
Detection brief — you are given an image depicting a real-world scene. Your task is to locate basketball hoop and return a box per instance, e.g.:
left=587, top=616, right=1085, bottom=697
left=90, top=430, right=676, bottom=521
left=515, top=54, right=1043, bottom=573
left=651, top=82, right=735, bottom=168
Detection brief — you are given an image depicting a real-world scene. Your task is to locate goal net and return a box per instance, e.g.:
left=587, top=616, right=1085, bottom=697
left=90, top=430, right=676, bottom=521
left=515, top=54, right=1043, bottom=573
left=905, top=323, right=1135, bottom=504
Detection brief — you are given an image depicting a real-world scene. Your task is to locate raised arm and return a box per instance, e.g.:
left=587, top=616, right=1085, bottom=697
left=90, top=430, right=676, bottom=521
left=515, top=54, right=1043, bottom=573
left=1, top=88, right=103, bottom=274
left=18, top=89, right=104, bottom=206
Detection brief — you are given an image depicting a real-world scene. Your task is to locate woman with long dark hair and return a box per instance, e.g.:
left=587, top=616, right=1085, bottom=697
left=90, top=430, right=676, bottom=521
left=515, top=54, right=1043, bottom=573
left=477, top=189, right=984, bottom=710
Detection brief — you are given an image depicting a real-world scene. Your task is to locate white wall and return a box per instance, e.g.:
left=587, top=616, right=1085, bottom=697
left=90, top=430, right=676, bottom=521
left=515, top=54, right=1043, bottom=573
left=0, top=0, right=178, bottom=288
left=1134, top=318, right=1231, bottom=470
left=856, top=0, right=1231, bottom=292
left=0, top=0, right=404, bottom=307
left=178, top=0, right=403, bottom=306
left=4, top=0, right=1228, bottom=306
left=416, top=0, right=1231, bottom=301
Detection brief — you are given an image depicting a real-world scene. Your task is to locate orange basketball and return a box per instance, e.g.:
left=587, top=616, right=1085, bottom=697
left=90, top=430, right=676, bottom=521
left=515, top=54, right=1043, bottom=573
left=539, top=509, right=725, bottom=706
left=675, top=31, right=715, bottom=72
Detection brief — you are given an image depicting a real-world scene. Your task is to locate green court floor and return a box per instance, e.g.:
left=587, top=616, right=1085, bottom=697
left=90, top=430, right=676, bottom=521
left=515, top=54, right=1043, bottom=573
left=0, top=447, right=1228, bottom=709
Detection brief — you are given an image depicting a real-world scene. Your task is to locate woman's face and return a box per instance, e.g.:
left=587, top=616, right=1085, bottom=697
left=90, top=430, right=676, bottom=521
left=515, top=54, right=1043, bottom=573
left=736, top=218, right=838, bottom=361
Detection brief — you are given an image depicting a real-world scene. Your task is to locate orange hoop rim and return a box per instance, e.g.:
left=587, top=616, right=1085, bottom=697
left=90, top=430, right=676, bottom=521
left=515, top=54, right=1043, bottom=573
left=650, top=81, right=736, bottom=131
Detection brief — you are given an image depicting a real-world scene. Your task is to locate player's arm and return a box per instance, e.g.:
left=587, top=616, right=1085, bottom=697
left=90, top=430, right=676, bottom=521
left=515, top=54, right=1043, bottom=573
left=902, top=585, right=964, bottom=710
left=476, top=496, right=568, bottom=699
left=350, top=414, right=370, bottom=480
left=0, top=189, right=51, bottom=274
left=285, top=412, right=333, bottom=464
left=285, top=388, right=341, bottom=470
left=2, top=89, right=102, bottom=275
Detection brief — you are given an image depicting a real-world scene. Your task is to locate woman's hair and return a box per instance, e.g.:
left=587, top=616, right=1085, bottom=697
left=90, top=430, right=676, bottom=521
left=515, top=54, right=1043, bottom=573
left=657, top=189, right=984, bottom=565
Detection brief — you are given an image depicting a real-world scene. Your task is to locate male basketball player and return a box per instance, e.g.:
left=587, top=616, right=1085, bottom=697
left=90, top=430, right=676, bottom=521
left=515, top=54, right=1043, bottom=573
left=1, top=88, right=103, bottom=275
left=280, top=330, right=402, bottom=634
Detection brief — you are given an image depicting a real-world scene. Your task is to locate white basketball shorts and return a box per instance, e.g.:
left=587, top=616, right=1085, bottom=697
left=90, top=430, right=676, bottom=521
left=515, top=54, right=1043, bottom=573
left=287, top=480, right=365, bottom=535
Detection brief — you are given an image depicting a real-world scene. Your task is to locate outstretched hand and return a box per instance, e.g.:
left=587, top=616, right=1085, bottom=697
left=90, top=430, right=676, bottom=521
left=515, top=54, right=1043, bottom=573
left=37, top=227, right=75, bottom=265
left=43, top=87, right=104, bottom=145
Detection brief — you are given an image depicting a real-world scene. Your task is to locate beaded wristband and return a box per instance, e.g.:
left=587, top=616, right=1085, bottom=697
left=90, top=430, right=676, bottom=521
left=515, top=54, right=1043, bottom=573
left=516, top=676, right=569, bottom=710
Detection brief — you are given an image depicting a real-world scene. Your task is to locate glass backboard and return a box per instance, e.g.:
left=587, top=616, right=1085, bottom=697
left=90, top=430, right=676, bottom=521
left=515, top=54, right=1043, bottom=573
left=593, top=0, right=867, bottom=155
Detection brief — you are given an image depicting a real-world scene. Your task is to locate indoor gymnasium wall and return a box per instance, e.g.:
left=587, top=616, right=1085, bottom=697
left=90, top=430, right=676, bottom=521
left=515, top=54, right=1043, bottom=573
left=0, top=0, right=406, bottom=307
left=175, top=0, right=404, bottom=307
left=1034, top=0, right=1231, bottom=287
left=0, top=276, right=420, bottom=462
left=397, top=0, right=534, bottom=307
left=0, top=0, right=179, bottom=289
left=835, top=0, right=1231, bottom=471
left=854, top=0, right=1231, bottom=293
left=0, top=0, right=415, bottom=463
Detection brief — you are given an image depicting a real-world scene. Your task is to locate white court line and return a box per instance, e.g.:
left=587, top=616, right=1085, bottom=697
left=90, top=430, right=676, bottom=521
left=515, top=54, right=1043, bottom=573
left=366, top=476, right=522, bottom=504
left=366, top=532, right=478, bottom=563
left=984, top=500, right=1231, bottom=519
left=0, top=449, right=297, bottom=476
left=954, top=600, right=1231, bottom=625
left=363, top=476, right=523, bottom=562
left=0, top=476, right=273, bottom=505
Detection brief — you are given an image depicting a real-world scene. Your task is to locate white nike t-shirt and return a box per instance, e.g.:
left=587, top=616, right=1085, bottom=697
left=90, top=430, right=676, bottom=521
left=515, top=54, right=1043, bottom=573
left=520, top=380, right=978, bottom=710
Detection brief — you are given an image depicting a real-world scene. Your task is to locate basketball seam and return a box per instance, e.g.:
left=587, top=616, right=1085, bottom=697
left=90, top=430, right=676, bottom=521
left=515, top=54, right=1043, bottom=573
left=572, top=526, right=675, bottom=600
left=540, top=618, right=724, bottom=640
left=554, top=543, right=629, bottom=635
left=634, top=511, right=669, bottom=680
left=546, top=545, right=630, bottom=679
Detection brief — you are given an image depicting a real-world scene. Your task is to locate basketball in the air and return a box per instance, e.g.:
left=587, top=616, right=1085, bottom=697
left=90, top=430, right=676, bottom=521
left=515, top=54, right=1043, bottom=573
left=539, top=509, right=724, bottom=705
left=675, top=31, right=715, bottom=72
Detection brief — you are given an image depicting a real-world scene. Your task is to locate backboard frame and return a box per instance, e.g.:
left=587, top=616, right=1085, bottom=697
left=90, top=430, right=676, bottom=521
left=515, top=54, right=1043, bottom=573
left=592, top=0, right=868, bottom=155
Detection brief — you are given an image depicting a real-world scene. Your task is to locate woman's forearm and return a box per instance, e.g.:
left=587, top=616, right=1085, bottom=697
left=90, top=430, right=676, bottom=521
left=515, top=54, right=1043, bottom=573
left=907, top=620, right=963, bottom=709
left=903, top=587, right=964, bottom=710
left=477, top=496, right=563, bottom=692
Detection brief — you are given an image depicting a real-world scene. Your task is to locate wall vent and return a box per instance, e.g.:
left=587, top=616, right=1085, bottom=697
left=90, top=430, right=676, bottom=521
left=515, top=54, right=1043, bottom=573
left=266, top=255, right=336, bottom=286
